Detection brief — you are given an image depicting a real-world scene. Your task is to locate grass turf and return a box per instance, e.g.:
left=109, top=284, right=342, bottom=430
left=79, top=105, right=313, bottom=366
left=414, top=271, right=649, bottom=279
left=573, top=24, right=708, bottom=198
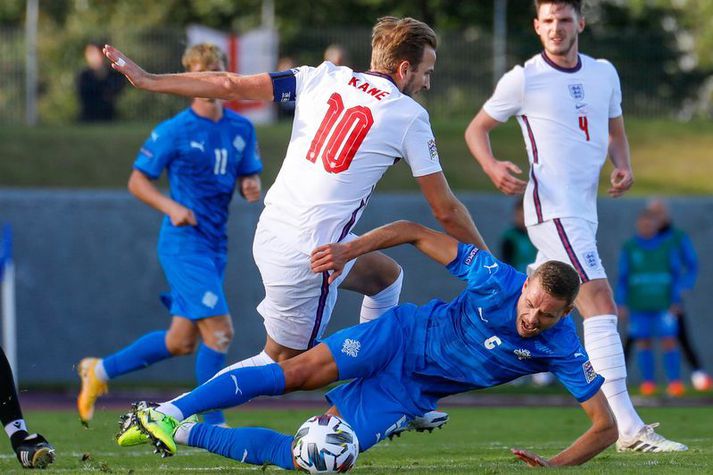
left=1, top=118, right=713, bottom=194
left=1, top=406, right=710, bottom=473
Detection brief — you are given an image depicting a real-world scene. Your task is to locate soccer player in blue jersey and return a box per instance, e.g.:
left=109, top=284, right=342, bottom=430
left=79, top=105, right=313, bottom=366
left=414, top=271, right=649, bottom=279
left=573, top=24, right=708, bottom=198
left=77, top=43, right=263, bottom=427
left=118, top=220, right=618, bottom=467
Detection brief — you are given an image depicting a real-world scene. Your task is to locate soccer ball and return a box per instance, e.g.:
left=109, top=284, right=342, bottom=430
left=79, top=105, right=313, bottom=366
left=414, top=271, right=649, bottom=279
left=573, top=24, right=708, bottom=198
left=292, top=414, right=359, bottom=473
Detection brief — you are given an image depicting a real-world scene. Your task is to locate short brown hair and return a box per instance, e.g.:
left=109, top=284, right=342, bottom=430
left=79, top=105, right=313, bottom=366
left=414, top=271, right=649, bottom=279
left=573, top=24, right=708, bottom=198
left=531, top=261, right=580, bottom=306
left=370, top=16, right=438, bottom=73
left=534, top=0, right=583, bottom=16
left=181, top=43, right=226, bottom=72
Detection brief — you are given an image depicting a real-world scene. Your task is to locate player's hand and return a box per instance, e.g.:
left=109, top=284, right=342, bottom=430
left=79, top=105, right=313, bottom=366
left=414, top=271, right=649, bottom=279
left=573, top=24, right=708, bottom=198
left=485, top=160, right=527, bottom=195
left=102, top=45, right=151, bottom=89
left=310, top=243, right=350, bottom=284
left=608, top=167, right=633, bottom=197
left=511, top=448, right=552, bottom=467
left=239, top=175, right=262, bottom=203
left=169, top=204, right=197, bottom=227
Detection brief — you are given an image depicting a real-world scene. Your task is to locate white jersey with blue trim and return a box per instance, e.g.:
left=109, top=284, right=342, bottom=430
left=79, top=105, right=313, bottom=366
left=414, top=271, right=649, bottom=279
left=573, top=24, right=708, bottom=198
left=262, top=61, right=442, bottom=254
left=483, top=53, right=622, bottom=226
left=409, top=243, right=604, bottom=403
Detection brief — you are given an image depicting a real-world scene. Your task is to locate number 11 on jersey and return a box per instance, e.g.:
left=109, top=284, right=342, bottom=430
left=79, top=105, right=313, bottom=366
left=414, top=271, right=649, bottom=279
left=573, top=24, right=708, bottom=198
left=306, top=92, right=374, bottom=174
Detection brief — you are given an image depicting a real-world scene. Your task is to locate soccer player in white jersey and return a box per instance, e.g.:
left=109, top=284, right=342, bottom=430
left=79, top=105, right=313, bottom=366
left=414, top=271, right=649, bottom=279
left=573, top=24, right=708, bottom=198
left=465, top=0, right=686, bottom=452
left=104, top=17, right=485, bottom=431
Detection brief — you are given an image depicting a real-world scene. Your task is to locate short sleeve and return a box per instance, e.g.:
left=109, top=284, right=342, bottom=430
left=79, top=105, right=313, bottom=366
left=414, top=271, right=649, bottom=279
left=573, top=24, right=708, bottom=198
left=401, top=110, right=443, bottom=177
left=482, top=66, right=525, bottom=123
left=133, top=122, right=177, bottom=179
left=548, top=348, right=604, bottom=403
left=237, top=124, right=263, bottom=176
left=606, top=61, right=623, bottom=118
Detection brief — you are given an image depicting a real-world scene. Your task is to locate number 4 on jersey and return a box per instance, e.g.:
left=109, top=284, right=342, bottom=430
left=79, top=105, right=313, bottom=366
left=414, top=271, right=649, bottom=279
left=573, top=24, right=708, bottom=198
left=306, top=92, right=374, bottom=173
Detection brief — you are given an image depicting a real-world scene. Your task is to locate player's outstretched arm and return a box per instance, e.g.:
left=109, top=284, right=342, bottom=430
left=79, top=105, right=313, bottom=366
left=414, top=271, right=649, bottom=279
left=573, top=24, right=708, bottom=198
left=607, top=116, right=634, bottom=198
left=128, top=170, right=197, bottom=226
left=512, top=390, right=617, bottom=467
left=311, top=220, right=459, bottom=283
left=416, top=172, right=488, bottom=251
left=103, top=45, right=273, bottom=102
left=465, top=109, right=527, bottom=195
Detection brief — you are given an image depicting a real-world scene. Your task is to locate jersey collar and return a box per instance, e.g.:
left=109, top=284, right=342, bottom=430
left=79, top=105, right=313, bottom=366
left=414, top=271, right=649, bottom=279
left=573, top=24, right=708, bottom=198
left=540, top=51, right=582, bottom=73
left=363, top=70, right=398, bottom=87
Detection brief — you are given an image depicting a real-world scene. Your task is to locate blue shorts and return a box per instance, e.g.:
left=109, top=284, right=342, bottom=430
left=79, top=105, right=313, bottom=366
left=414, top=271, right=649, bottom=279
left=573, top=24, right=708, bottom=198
left=158, top=252, right=229, bottom=320
left=323, top=304, right=433, bottom=452
left=628, top=310, right=678, bottom=339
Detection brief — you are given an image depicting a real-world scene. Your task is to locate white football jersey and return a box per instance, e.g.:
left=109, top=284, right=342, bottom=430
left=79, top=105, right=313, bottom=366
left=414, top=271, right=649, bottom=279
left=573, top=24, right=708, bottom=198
left=261, top=61, right=442, bottom=254
left=483, top=53, right=623, bottom=226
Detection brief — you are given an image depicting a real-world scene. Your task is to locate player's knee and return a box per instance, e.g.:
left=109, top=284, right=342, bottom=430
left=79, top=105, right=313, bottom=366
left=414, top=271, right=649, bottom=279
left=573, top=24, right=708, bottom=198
left=166, top=336, right=199, bottom=356
left=209, top=328, right=234, bottom=352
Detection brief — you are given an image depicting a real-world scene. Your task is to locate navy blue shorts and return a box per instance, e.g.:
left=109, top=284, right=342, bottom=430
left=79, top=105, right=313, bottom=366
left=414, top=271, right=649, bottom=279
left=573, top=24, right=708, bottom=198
left=158, top=252, right=229, bottom=320
left=323, top=304, right=431, bottom=452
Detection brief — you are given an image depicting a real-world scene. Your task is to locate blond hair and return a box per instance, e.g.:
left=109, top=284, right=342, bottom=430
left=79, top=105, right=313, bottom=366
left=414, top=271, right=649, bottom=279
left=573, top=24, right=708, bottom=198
left=370, top=16, right=437, bottom=73
left=181, top=43, right=226, bottom=72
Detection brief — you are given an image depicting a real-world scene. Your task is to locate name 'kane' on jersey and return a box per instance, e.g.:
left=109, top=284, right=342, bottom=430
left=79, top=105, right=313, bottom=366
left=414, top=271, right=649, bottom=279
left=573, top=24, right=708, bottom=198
left=265, top=62, right=443, bottom=254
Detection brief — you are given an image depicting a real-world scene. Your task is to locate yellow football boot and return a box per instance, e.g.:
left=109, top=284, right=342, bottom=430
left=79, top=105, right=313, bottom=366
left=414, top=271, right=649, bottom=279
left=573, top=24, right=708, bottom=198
left=77, top=357, right=108, bottom=426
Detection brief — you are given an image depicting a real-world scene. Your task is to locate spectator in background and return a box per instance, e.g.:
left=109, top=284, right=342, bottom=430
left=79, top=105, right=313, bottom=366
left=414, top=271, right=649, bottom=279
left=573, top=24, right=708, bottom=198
left=323, top=43, right=350, bottom=66
left=76, top=42, right=125, bottom=121
left=499, top=199, right=537, bottom=273
left=617, top=209, right=684, bottom=397
left=645, top=198, right=712, bottom=391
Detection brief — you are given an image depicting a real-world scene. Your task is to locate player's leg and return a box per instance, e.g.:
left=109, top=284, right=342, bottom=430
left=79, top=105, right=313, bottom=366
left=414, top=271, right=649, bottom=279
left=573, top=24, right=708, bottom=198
left=174, top=420, right=294, bottom=469
left=0, top=348, right=55, bottom=468
left=338, top=248, right=403, bottom=324
left=635, top=339, right=656, bottom=396
left=78, top=323, right=177, bottom=425
left=659, top=312, right=684, bottom=397
left=195, top=315, right=233, bottom=425
left=131, top=344, right=338, bottom=455
left=528, top=218, right=686, bottom=451
left=629, top=312, right=656, bottom=395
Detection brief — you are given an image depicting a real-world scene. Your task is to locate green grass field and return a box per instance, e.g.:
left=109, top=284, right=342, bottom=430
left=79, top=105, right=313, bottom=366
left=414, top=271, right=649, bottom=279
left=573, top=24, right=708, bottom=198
left=3, top=406, right=711, bottom=474
left=2, top=118, right=713, bottom=194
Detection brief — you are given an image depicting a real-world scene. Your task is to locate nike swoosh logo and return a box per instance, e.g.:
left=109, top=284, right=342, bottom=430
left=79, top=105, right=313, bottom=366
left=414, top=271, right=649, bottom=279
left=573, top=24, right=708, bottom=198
left=477, top=307, right=489, bottom=323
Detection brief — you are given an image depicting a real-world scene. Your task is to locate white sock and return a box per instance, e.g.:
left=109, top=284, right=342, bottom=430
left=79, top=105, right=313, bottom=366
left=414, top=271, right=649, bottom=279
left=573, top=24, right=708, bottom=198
left=583, top=314, right=644, bottom=438
left=359, top=268, right=403, bottom=324
left=173, top=421, right=196, bottom=445
left=4, top=420, right=27, bottom=438
left=154, top=402, right=184, bottom=422
left=94, top=359, right=109, bottom=382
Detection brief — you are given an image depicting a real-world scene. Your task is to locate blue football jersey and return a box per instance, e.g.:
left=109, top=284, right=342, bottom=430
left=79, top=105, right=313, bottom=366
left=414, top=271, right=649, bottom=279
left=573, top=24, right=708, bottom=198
left=411, top=243, right=603, bottom=403
left=134, top=108, right=263, bottom=254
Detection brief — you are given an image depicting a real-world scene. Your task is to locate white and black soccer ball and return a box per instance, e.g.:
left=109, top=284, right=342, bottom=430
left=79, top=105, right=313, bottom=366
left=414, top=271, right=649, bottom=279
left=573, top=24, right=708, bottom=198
left=292, top=414, right=359, bottom=473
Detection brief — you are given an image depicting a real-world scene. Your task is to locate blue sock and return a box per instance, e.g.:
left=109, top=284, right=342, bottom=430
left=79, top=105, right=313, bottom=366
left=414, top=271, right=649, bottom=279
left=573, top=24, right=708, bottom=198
left=188, top=423, right=294, bottom=469
left=103, top=331, right=172, bottom=379
left=636, top=347, right=655, bottom=382
left=195, top=343, right=227, bottom=425
left=173, top=363, right=286, bottom=418
left=663, top=348, right=682, bottom=382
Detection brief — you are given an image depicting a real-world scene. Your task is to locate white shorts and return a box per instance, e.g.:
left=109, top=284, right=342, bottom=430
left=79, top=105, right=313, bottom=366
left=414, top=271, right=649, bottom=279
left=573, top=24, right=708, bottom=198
left=252, top=224, right=356, bottom=350
left=526, top=217, right=606, bottom=282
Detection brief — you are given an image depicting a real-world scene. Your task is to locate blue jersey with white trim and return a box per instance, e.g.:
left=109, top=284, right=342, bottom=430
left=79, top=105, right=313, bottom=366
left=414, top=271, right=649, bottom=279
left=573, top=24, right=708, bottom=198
left=134, top=108, right=263, bottom=255
left=411, top=243, right=603, bottom=403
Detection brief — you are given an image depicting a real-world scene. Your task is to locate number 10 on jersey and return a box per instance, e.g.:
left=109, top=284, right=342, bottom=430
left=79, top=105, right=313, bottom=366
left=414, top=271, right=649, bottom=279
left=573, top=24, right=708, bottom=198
left=306, top=92, right=374, bottom=173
